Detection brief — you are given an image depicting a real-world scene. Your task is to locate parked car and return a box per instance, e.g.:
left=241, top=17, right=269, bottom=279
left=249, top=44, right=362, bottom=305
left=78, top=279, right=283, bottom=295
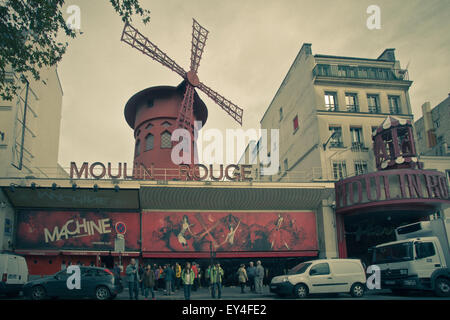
left=0, top=252, right=29, bottom=297
left=23, top=266, right=122, bottom=300
left=270, top=259, right=366, bottom=298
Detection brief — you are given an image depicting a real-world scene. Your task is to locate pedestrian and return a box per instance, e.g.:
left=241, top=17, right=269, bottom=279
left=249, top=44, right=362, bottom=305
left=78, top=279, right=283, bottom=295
left=255, top=260, right=264, bottom=294
left=113, top=263, right=121, bottom=278
left=191, top=262, right=198, bottom=291
left=60, top=260, right=66, bottom=271
left=138, top=262, right=145, bottom=295
left=198, top=266, right=203, bottom=288
left=142, top=265, right=156, bottom=300
left=164, top=264, right=175, bottom=295
left=181, top=262, right=195, bottom=300
left=247, top=261, right=256, bottom=293
left=125, top=258, right=140, bottom=300
left=175, top=262, right=182, bottom=290
left=237, top=264, right=248, bottom=294
left=113, top=262, right=123, bottom=292
left=171, top=265, right=176, bottom=293
left=158, top=265, right=165, bottom=290
left=210, top=263, right=224, bottom=299
left=153, top=264, right=159, bottom=291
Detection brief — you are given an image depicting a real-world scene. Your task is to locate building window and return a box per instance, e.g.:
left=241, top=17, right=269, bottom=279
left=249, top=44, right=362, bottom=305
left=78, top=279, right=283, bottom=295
left=324, top=92, right=338, bottom=111
left=284, top=158, right=288, bottom=171
left=162, top=121, right=171, bottom=128
left=371, top=126, right=378, bottom=135
left=332, top=161, right=347, bottom=180
left=135, top=139, right=141, bottom=156
left=4, top=218, right=11, bottom=235
left=388, top=96, right=401, bottom=114
left=433, top=119, right=440, bottom=128
left=354, top=161, right=368, bottom=176
left=437, top=136, right=444, bottom=156
left=161, top=131, right=172, bottom=149
left=145, top=133, right=154, bottom=151
left=345, top=93, right=359, bottom=112
left=329, top=126, right=343, bottom=148
left=293, top=115, right=299, bottom=132
left=279, top=107, right=283, bottom=121
left=367, top=94, right=380, bottom=113
left=145, top=123, right=153, bottom=130
left=147, top=99, right=154, bottom=108
left=350, top=127, right=364, bottom=148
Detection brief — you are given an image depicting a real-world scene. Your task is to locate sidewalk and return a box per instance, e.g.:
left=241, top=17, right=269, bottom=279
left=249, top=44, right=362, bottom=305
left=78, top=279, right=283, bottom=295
left=118, top=285, right=274, bottom=300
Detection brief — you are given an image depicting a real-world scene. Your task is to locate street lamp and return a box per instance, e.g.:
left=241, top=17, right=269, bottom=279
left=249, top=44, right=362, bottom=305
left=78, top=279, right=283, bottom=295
left=323, top=131, right=341, bottom=150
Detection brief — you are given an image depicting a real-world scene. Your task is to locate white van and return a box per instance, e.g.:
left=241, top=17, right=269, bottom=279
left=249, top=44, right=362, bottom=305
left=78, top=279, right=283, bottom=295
left=0, top=252, right=29, bottom=297
left=270, top=259, right=366, bottom=298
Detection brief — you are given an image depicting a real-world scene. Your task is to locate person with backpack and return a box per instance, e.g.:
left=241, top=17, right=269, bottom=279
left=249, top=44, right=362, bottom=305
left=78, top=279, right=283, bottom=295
left=175, top=262, right=182, bottom=291
left=191, top=262, right=199, bottom=291
left=125, top=258, right=140, bottom=300
left=210, top=263, right=224, bottom=299
left=181, top=262, right=195, bottom=300
left=255, top=260, right=264, bottom=294
left=142, top=265, right=156, bottom=300
left=164, top=264, right=175, bottom=295
left=236, top=264, right=248, bottom=294
left=247, top=261, right=256, bottom=293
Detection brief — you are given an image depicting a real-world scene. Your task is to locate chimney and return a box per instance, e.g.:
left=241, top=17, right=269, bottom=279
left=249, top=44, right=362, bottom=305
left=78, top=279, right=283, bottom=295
left=377, top=48, right=396, bottom=62
left=300, top=43, right=312, bottom=56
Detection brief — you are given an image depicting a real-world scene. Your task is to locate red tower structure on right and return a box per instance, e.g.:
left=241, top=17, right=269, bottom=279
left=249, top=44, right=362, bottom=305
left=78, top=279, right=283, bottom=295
left=372, top=116, right=423, bottom=170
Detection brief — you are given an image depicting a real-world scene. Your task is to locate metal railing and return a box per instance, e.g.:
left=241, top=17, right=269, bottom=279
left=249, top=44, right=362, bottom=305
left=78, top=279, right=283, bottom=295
left=313, top=64, right=409, bottom=81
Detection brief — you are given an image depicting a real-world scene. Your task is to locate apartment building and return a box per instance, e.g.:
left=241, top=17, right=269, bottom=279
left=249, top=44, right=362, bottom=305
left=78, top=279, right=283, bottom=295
left=257, top=44, right=413, bottom=182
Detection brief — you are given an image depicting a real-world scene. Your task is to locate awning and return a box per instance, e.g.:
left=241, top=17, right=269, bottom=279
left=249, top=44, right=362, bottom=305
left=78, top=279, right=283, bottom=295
left=139, top=184, right=334, bottom=210
left=15, top=250, right=60, bottom=256
left=61, top=251, right=140, bottom=257
left=2, top=186, right=140, bottom=209
left=142, top=251, right=318, bottom=258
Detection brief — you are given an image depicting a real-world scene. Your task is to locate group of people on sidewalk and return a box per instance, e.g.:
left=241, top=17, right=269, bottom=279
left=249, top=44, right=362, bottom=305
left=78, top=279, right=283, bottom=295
left=125, top=259, right=180, bottom=300
left=124, top=259, right=266, bottom=300
left=237, top=261, right=265, bottom=294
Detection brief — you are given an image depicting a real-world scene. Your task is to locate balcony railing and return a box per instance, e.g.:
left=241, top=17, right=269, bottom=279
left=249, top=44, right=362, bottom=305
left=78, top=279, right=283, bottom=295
left=313, top=64, right=409, bottom=81
left=351, top=142, right=368, bottom=152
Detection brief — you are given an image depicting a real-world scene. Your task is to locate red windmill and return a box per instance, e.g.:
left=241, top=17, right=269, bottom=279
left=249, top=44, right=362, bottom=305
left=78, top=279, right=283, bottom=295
left=121, top=18, right=244, bottom=180
left=121, top=19, right=244, bottom=129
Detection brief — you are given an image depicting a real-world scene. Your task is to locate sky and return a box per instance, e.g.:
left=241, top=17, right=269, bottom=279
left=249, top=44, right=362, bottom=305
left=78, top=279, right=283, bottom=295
left=57, top=0, right=450, bottom=168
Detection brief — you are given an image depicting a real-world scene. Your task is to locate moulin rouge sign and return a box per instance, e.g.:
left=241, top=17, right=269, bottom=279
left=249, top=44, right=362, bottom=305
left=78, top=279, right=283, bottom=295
left=335, top=169, right=450, bottom=212
left=69, top=162, right=254, bottom=181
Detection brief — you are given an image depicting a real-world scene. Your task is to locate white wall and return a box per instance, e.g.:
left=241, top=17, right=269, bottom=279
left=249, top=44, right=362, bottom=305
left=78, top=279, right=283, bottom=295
left=0, top=190, right=15, bottom=251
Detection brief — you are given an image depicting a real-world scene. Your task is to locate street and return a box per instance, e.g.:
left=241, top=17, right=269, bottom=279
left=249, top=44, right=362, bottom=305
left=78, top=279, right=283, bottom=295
left=2, top=285, right=449, bottom=301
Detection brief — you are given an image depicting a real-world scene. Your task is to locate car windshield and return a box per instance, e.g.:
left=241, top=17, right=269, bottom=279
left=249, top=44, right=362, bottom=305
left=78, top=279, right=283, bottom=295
left=287, top=262, right=312, bottom=275
left=373, top=242, right=414, bottom=264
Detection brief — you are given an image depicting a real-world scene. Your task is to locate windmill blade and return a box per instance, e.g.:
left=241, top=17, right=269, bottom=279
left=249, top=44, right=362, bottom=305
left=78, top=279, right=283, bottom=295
left=198, top=82, right=243, bottom=125
left=190, top=19, right=209, bottom=74
left=176, top=83, right=196, bottom=130
left=121, top=22, right=187, bottom=79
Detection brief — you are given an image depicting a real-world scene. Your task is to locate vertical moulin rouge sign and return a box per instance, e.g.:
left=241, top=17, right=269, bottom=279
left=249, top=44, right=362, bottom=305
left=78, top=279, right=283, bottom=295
left=142, top=211, right=317, bottom=253
left=16, top=210, right=140, bottom=251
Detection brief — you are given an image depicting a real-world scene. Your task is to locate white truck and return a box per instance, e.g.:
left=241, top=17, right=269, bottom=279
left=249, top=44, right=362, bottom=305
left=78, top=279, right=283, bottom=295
left=371, top=217, right=450, bottom=297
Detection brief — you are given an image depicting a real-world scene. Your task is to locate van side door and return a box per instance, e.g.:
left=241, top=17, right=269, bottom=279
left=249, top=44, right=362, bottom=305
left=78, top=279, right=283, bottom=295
left=6, top=256, right=19, bottom=286
left=308, top=263, right=333, bottom=294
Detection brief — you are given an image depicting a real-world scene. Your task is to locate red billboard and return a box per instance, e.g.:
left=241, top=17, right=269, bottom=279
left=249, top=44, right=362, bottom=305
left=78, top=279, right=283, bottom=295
left=142, top=211, right=317, bottom=253
left=16, top=210, right=140, bottom=251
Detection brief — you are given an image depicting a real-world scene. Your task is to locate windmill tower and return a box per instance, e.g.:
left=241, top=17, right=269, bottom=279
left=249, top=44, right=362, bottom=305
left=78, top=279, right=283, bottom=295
left=121, top=19, right=244, bottom=180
